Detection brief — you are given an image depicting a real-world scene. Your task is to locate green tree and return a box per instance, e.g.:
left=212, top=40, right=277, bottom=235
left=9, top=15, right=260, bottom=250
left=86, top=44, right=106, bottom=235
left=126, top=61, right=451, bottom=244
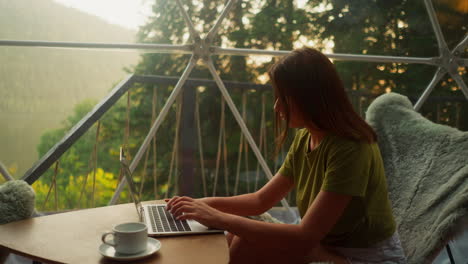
left=34, top=98, right=132, bottom=209
left=35, top=0, right=467, bottom=210
left=128, top=0, right=326, bottom=199
left=305, top=0, right=467, bottom=128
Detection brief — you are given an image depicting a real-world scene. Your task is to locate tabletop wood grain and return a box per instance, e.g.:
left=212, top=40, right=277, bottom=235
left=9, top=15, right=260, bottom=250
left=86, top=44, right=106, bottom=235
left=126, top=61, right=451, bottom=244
left=0, top=200, right=229, bottom=264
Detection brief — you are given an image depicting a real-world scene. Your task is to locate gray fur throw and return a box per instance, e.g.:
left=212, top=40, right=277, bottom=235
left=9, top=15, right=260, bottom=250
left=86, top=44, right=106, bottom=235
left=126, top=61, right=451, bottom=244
left=366, top=93, right=468, bottom=264
left=0, top=180, right=36, bottom=225
left=247, top=212, right=284, bottom=224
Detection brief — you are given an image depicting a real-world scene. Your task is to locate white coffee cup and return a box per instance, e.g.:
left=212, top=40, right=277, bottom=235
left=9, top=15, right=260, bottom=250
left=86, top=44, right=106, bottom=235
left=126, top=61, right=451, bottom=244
left=101, top=222, right=148, bottom=255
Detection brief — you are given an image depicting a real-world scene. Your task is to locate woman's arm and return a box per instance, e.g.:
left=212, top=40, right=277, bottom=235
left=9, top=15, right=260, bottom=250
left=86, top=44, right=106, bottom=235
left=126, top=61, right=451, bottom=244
left=167, top=173, right=294, bottom=216
left=221, top=191, right=351, bottom=250
left=198, top=194, right=262, bottom=216
left=172, top=190, right=352, bottom=254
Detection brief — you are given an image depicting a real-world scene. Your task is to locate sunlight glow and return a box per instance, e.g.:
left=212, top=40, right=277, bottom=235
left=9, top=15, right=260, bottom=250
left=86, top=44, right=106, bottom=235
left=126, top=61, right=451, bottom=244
left=53, top=0, right=152, bottom=30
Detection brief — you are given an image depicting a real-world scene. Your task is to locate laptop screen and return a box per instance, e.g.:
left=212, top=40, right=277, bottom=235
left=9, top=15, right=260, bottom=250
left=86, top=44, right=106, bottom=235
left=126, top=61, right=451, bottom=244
left=119, top=147, right=142, bottom=220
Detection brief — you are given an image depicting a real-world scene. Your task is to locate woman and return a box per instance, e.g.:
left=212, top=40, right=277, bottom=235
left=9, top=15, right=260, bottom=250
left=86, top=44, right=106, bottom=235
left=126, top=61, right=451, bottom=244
left=166, top=47, right=407, bottom=264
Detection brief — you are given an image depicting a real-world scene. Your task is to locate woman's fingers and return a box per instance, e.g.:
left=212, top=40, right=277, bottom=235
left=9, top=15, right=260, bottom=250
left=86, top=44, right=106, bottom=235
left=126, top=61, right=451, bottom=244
left=171, top=202, right=194, bottom=217
left=165, top=196, right=180, bottom=210
left=172, top=202, right=224, bottom=229
left=167, top=196, right=191, bottom=209
left=168, top=196, right=194, bottom=210
left=176, top=213, right=196, bottom=221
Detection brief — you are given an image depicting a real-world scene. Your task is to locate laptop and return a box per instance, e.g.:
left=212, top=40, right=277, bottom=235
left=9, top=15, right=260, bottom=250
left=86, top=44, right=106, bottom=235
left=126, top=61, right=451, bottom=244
left=119, top=147, right=224, bottom=237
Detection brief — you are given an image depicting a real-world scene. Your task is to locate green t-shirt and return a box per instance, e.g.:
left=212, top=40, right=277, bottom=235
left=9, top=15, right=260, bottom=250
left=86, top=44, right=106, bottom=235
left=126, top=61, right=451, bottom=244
left=279, top=129, right=396, bottom=248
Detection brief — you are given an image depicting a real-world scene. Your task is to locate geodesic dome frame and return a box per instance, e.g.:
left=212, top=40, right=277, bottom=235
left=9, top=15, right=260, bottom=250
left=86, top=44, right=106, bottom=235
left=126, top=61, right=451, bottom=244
left=0, top=0, right=467, bottom=213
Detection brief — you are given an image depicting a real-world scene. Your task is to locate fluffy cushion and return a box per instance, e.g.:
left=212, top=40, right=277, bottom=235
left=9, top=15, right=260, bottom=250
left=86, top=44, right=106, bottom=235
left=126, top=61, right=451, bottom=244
left=247, top=212, right=283, bottom=224
left=366, top=93, right=468, bottom=263
left=0, top=180, right=36, bottom=225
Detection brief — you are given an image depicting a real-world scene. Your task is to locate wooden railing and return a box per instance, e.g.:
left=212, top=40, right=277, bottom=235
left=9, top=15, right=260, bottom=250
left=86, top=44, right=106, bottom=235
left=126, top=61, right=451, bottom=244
left=24, top=75, right=466, bottom=212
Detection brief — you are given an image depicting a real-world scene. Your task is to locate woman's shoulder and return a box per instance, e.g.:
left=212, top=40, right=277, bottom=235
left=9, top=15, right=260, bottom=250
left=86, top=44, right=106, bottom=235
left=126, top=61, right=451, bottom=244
left=290, top=128, right=309, bottom=144
left=326, top=134, right=376, bottom=153
left=288, top=128, right=309, bottom=150
left=295, top=128, right=309, bottom=137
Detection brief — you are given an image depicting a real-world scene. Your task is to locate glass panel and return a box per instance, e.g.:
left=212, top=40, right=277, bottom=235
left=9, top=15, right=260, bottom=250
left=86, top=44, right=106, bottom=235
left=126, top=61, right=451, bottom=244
left=433, top=0, right=468, bottom=51
left=422, top=74, right=468, bottom=131
left=0, top=47, right=139, bottom=178
left=214, top=0, right=465, bottom=58
left=206, top=56, right=297, bottom=204
left=301, top=0, right=440, bottom=56
left=129, top=72, right=281, bottom=201
left=0, top=0, right=151, bottom=43
left=334, top=60, right=467, bottom=131
left=3, top=0, right=466, bottom=213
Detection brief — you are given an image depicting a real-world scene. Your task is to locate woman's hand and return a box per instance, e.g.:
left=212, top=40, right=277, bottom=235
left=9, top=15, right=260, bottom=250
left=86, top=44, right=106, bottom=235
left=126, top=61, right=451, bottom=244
left=165, top=196, right=226, bottom=229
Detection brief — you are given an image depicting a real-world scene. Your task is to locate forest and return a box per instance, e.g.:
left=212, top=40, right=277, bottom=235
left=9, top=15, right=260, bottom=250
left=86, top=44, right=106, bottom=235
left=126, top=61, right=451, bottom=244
left=0, top=0, right=138, bottom=177
left=4, top=0, right=466, bottom=211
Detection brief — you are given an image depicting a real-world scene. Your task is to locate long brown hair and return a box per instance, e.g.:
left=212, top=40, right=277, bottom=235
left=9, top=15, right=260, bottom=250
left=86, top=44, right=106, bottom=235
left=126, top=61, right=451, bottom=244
left=268, top=47, right=377, bottom=154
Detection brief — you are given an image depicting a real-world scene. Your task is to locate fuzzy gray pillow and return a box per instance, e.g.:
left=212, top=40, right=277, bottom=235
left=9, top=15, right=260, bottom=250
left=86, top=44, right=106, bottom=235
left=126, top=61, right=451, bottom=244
left=0, top=180, right=36, bottom=225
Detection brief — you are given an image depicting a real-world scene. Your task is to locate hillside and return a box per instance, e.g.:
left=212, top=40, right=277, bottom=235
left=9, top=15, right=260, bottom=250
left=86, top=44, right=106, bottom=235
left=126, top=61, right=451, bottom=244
left=0, top=0, right=140, bottom=177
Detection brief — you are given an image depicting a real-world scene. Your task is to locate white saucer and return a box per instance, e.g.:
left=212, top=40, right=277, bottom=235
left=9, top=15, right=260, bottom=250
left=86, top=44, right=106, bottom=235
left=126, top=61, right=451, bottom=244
left=99, top=237, right=161, bottom=261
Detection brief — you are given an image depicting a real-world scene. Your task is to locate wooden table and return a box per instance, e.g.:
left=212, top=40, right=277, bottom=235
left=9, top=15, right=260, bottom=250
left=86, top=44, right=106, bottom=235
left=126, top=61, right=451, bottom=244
left=0, top=200, right=229, bottom=264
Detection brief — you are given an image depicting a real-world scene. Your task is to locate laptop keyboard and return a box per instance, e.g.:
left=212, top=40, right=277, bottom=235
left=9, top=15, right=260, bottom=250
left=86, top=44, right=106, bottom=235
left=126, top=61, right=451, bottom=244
left=148, top=205, right=192, bottom=233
